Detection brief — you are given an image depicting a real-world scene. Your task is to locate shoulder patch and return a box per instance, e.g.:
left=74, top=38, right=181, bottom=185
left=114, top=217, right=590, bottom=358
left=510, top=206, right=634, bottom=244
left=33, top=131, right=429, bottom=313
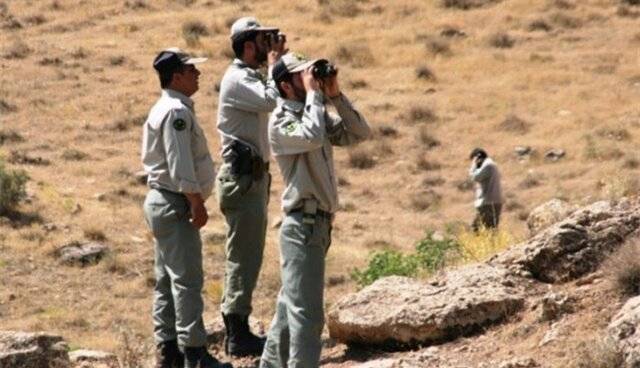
left=173, top=119, right=186, bottom=131
left=282, top=122, right=298, bottom=135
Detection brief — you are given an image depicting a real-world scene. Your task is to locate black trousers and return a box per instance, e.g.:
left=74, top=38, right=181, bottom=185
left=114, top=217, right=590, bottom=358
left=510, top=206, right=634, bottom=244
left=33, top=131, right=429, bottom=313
left=472, top=203, right=502, bottom=232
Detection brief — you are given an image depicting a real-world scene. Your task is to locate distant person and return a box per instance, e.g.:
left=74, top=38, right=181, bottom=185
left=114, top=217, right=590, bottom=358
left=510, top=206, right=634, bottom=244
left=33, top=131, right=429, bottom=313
left=142, top=47, right=230, bottom=368
left=469, top=148, right=503, bottom=232
left=260, top=52, right=371, bottom=368
left=215, top=16, right=287, bottom=358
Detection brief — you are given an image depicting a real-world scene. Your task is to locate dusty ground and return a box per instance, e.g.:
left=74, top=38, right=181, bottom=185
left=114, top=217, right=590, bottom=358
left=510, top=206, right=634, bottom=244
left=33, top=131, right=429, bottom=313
left=1, top=0, right=640, bottom=366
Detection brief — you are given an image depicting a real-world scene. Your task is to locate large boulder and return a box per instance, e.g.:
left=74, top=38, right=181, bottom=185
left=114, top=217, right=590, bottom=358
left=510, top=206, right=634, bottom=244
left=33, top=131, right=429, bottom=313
left=0, top=331, right=69, bottom=368
left=608, top=296, right=640, bottom=366
left=327, top=264, right=525, bottom=347
left=493, top=199, right=640, bottom=283
left=526, top=199, right=577, bottom=235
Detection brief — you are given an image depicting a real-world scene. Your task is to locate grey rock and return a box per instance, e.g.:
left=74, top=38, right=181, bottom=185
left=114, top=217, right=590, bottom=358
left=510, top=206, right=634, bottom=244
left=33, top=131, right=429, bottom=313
left=493, top=199, right=640, bottom=283
left=0, top=331, right=69, bottom=368
left=69, top=349, right=117, bottom=367
left=539, top=292, right=574, bottom=322
left=527, top=199, right=577, bottom=235
left=514, top=146, right=533, bottom=157
left=56, top=241, right=109, bottom=266
left=608, top=296, right=640, bottom=366
left=544, top=149, right=565, bottom=161
left=327, top=264, right=525, bottom=347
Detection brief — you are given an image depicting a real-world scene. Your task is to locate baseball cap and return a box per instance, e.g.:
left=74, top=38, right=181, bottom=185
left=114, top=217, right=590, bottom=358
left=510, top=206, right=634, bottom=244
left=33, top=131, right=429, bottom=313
left=230, top=16, right=278, bottom=41
left=153, top=47, right=207, bottom=73
left=272, top=52, right=318, bottom=82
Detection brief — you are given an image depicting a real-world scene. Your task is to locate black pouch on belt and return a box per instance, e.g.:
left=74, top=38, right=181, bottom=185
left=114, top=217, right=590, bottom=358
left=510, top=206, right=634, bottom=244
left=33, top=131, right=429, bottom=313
left=229, top=140, right=253, bottom=176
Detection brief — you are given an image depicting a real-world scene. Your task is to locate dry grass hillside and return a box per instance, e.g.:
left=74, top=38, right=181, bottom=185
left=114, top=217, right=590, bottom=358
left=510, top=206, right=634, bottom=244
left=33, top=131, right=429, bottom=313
left=1, top=0, right=640, bottom=364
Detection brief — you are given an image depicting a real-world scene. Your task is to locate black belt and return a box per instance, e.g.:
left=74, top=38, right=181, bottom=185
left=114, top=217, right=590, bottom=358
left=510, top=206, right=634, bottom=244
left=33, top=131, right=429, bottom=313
left=289, top=208, right=333, bottom=221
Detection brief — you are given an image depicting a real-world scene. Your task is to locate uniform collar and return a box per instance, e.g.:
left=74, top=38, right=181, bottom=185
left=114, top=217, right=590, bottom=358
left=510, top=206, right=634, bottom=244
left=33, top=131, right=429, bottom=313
left=162, top=89, right=195, bottom=109
left=233, top=58, right=251, bottom=69
left=281, top=98, right=304, bottom=113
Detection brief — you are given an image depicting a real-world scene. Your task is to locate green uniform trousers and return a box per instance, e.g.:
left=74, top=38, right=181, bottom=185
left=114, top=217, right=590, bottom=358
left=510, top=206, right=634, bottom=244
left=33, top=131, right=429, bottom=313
left=260, top=211, right=332, bottom=368
left=143, top=188, right=207, bottom=348
left=216, top=163, right=269, bottom=316
left=472, top=203, right=502, bottom=232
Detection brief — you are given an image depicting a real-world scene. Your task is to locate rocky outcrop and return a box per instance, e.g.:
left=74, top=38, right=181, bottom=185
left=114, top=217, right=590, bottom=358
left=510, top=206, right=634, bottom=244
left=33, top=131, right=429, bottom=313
left=526, top=199, right=577, bottom=235
left=493, top=199, right=640, bottom=283
left=56, top=241, right=109, bottom=266
left=327, top=264, right=525, bottom=347
left=69, top=349, right=118, bottom=367
left=0, top=331, right=69, bottom=368
left=608, top=296, right=640, bottom=366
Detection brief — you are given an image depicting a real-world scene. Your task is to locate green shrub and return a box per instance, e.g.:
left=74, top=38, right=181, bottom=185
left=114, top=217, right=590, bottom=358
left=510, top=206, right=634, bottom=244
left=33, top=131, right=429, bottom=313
left=351, top=250, right=419, bottom=287
left=0, top=159, right=28, bottom=215
left=351, top=231, right=459, bottom=288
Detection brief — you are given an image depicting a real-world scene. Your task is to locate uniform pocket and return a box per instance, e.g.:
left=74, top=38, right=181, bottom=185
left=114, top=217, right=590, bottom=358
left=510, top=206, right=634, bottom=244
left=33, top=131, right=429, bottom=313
left=216, top=166, right=253, bottom=207
left=280, top=213, right=315, bottom=248
left=144, top=202, right=179, bottom=239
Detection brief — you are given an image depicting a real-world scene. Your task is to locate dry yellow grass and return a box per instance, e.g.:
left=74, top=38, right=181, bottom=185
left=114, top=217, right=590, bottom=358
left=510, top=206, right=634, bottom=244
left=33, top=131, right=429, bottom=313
left=1, top=0, right=640, bottom=365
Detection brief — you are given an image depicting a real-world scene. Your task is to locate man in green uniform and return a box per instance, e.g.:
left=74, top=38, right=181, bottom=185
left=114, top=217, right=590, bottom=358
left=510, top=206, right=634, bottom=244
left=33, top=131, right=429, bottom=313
left=142, top=47, right=231, bottom=368
left=260, top=53, right=371, bottom=368
left=215, top=16, right=286, bottom=357
left=469, top=148, right=503, bottom=231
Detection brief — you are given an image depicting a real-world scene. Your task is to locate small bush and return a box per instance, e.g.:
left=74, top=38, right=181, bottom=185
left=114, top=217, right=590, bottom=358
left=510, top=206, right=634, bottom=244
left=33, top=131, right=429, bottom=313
left=456, top=227, right=514, bottom=262
left=442, top=0, right=498, bottom=10
left=416, top=66, right=436, bottom=81
left=0, top=129, right=23, bottom=145
left=528, top=19, right=552, bottom=32
left=61, top=148, right=88, bottom=161
left=550, top=12, right=582, bottom=29
left=570, top=338, right=624, bottom=368
left=3, top=39, right=31, bottom=59
left=418, top=127, right=440, bottom=149
left=409, top=190, right=442, bottom=211
left=348, top=148, right=375, bottom=169
left=425, top=38, right=451, bottom=56
left=351, top=231, right=459, bottom=287
left=549, top=0, right=576, bottom=9
left=0, top=159, right=29, bottom=215
left=182, top=20, right=209, bottom=47
left=348, top=79, right=368, bottom=89
left=407, top=106, right=437, bottom=124
left=497, top=114, right=530, bottom=134
left=84, top=227, right=106, bottom=241
left=334, top=43, right=374, bottom=68
left=109, top=55, right=126, bottom=66
left=622, top=0, right=640, bottom=5
left=416, top=155, right=442, bottom=171
left=488, top=32, right=515, bottom=48
left=377, top=125, right=398, bottom=138
left=440, top=26, right=466, bottom=38
left=605, top=241, right=640, bottom=296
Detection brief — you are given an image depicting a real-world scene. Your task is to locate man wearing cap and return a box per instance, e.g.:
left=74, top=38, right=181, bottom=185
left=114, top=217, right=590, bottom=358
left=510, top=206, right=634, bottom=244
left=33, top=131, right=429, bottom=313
left=260, top=53, right=371, bottom=368
left=142, top=47, right=231, bottom=368
left=215, top=16, right=287, bottom=357
left=469, top=148, right=503, bottom=231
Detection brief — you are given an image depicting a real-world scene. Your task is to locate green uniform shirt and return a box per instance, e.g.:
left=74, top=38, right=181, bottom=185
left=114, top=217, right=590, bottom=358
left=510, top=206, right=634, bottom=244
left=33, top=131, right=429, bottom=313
left=142, top=89, right=215, bottom=198
left=269, top=91, right=371, bottom=213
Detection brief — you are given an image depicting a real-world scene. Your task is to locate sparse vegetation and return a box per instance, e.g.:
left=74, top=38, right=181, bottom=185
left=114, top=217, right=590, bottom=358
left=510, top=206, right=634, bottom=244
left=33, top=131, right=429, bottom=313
left=570, top=338, right=624, bottom=368
left=442, top=0, right=499, bottom=10
left=407, top=106, right=437, bottom=124
left=604, top=239, right=640, bottom=296
left=3, top=39, right=31, bottom=59
left=109, top=55, right=126, bottom=66
left=488, top=32, right=515, bottom=48
left=409, top=189, right=442, bottom=211
left=416, top=154, right=442, bottom=171
left=550, top=12, right=582, bottom=29
left=334, top=43, right=374, bottom=68
left=497, top=114, right=530, bottom=134
left=182, top=20, right=209, bottom=47
left=377, top=125, right=398, bottom=138
left=456, top=226, right=514, bottom=262
left=415, top=65, right=436, bottom=81
left=83, top=226, right=107, bottom=241
left=0, top=158, right=29, bottom=215
left=61, top=148, right=88, bottom=161
left=418, top=127, right=440, bottom=149
left=348, top=148, right=376, bottom=169
left=425, top=37, right=451, bottom=56
left=528, top=19, right=552, bottom=32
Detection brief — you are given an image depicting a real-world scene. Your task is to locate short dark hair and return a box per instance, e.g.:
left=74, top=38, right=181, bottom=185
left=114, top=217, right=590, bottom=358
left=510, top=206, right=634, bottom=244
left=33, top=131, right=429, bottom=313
left=158, top=64, right=186, bottom=89
left=231, top=30, right=259, bottom=59
left=275, top=73, right=293, bottom=97
left=469, top=147, right=488, bottom=160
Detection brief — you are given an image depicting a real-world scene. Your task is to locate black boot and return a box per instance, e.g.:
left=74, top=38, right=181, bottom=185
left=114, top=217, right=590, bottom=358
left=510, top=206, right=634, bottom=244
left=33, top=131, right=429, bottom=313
left=155, top=340, right=184, bottom=368
left=222, top=313, right=266, bottom=357
left=184, top=346, right=232, bottom=368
